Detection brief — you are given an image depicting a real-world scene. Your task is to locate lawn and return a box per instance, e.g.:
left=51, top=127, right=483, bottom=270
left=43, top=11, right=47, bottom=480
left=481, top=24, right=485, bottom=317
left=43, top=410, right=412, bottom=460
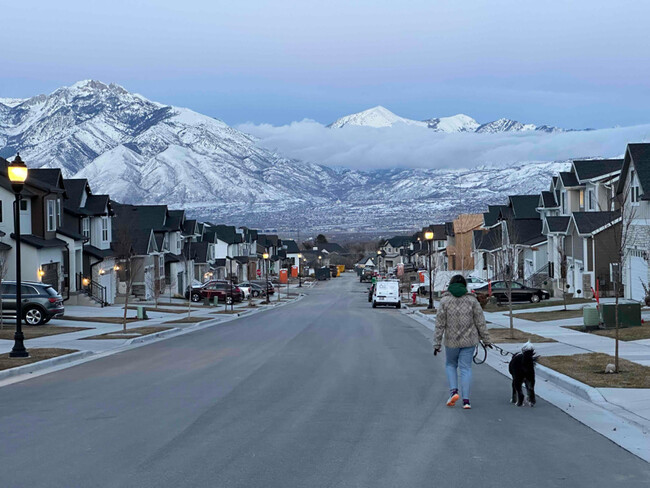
left=513, top=309, right=584, bottom=322
left=483, top=297, right=592, bottom=313
left=126, top=306, right=187, bottom=314
left=63, top=315, right=140, bottom=324
left=0, top=325, right=91, bottom=340
left=488, top=328, right=556, bottom=343
left=80, top=326, right=173, bottom=340
left=0, top=348, right=78, bottom=371
left=164, top=316, right=212, bottom=324
left=539, top=353, right=650, bottom=388
left=563, top=322, right=650, bottom=341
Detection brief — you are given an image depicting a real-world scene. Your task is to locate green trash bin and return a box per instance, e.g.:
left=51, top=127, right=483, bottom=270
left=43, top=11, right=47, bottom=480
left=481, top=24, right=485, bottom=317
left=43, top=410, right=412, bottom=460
left=583, top=306, right=599, bottom=328
left=599, top=301, right=641, bottom=329
left=136, top=305, right=148, bottom=320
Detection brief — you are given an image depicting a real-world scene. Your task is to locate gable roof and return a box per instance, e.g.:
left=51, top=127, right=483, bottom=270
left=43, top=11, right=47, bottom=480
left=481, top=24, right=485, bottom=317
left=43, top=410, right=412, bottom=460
left=558, top=171, right=581, bottom=188
left=473, top=227, right=501, bottom=251
left=483, top=205, right=507, bottom=227
left=509, top=219, right=545, bottom=246
left=617, top=143, right=650, bottom=199
left=572, top=211, right=621, bottom=236
left=540, top=191, right=558, bottom=209
left=573, top=159, right=623, bottom=182
left=282, top=239, right=300, bottom=253
left=29, top=168, right=67, bottom=194
left=112, top=202, right=169, bottom=232
left=166, top=210, right=184, bottom=231
left=544, top=216, right=571, bottom=234
left=508, top=195, right=541, bottom=219
left=384, top=235, right=413, bottom=248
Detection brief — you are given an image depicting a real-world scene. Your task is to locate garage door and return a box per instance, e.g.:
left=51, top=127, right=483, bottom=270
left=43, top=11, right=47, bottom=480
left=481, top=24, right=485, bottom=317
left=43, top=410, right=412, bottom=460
left=628, top=254, right=648, bottom=301
left=41, top=263, right=59, bottom=291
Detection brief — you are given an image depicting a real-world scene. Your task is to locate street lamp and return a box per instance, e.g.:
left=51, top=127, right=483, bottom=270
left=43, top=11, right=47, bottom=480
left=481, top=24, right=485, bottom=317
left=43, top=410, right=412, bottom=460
left=263, top=252, right=270, bottom=303
left=298, top=253, right=303, bottom=287
left=376, top=250, right=383, bottom=274
left=8, top=154, right=29, bottom=358
left=424, top=230, right=434, bottom=310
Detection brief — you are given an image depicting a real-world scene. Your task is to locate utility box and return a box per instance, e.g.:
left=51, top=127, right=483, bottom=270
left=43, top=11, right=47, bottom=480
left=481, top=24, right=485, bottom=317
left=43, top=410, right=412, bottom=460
left=599, top=301, right=641, bottom=329
left=136, top=305, right=148, bottom=320
left=582, top=306, right=599, bottom=329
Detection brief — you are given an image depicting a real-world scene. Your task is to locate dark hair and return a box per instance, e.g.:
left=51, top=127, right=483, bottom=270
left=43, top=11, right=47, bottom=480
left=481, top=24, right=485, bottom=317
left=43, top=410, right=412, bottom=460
left=449, top=274, right=467, bottom=287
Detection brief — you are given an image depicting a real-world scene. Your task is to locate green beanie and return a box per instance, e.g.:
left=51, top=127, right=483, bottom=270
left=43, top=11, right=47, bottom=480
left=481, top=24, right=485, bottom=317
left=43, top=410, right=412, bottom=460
left=448, top=282, right=468, bottom=297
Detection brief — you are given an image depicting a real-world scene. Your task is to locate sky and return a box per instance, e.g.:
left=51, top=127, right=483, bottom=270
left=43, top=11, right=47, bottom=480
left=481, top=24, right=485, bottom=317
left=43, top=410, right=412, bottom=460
left=2, top=0, right=650, bottom=130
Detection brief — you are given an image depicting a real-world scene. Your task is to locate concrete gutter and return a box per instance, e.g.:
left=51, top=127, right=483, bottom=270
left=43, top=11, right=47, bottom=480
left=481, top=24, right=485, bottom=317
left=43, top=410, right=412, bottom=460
left=0, top=350, right=94, bottom=382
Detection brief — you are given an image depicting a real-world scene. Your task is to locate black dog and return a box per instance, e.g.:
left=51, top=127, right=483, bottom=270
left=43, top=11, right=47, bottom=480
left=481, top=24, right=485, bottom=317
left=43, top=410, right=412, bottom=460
left=508, top=343, right=539, bottom=407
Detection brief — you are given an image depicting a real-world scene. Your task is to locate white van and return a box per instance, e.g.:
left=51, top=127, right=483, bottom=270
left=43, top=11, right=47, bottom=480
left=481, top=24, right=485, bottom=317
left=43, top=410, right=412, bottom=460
left=372, top=280, right=401, bottom=309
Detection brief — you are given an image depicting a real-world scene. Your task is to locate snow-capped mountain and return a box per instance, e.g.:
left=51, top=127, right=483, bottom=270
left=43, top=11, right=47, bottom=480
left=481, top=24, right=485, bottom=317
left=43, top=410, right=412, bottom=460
left=423, top=114, right=479, bottom=132
left=0, top=80, right=341, bottom=205
left=327, top=106, right=427, bottom=128
left=0, top=81, right=570, bottom=232
left=329, top=107, right=565, bottom=134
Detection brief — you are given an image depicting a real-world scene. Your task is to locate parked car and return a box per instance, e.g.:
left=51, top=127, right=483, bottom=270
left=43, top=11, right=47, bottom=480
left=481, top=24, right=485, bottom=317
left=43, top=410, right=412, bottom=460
left=1, top=281, right=64, bottom=325
left=443, top=276, right=488, bottom=292
left=368, top=284, right=375, bottom=302
left=237, top=284, right=252, bottom=299
left=239, top=282, right=266, bottom=298
left=184, top=279, right=227, bottom=299
left=360, top=270, right=374, bottom=283
left=252, top=280, right=275, bottom=295
left=372, top=280, right=401, bottom=309
left=410, top=283, right=427, bottom=295
left=473, top=280, right=550, bottom=303
left=189, top=281, right=244, bottom=304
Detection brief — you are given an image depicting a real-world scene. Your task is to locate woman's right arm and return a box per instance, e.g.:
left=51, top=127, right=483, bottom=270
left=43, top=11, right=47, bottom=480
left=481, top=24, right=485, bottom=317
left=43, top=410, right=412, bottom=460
left=434, top=301, right=446, bottom=348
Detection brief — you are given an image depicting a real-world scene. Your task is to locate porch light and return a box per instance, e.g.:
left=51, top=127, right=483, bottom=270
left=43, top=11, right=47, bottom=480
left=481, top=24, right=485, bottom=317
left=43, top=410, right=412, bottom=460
left=263, top=252, right=269, bottom=259
left=99, top=269, right=105, bottom=275
left=298, top=253, right=302, bottom=259
left=37, top=269, right=45, bottom=278
left=424, top=230, right=434, bottom=240
left=114, top=265, right=120, bottom=271
left=82, top=277, right=90, bottom=286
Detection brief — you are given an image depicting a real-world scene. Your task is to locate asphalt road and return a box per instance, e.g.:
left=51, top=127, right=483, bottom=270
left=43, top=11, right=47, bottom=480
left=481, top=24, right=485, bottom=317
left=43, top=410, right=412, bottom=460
left=0, top=274, right=648, bottom=488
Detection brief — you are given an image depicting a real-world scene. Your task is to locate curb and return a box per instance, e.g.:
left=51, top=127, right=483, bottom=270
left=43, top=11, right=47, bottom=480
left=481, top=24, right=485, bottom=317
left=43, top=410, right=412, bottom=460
left=126, top=327, right=182, bottom=345
left=0, top=350, right=94, bottom=382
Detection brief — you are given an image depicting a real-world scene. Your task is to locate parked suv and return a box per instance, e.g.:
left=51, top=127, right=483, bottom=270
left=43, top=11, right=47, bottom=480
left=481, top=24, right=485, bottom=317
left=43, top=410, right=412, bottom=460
left=1, top=281, right=64, bottom=325
left=252, top=280, right=275, bottom=295
left=189, top=281, right=244, bottom=304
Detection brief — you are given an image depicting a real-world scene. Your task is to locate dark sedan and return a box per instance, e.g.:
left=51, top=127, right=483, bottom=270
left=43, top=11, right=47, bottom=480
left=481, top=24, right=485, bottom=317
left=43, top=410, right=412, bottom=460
left=474, top=280, right=550, bottom=303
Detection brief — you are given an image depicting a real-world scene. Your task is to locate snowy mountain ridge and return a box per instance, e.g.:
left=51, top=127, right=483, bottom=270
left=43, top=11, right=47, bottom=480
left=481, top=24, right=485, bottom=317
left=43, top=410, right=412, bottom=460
left=330, top=106, right=564, bottom=133
left=0, top=80, right=570, bottom=231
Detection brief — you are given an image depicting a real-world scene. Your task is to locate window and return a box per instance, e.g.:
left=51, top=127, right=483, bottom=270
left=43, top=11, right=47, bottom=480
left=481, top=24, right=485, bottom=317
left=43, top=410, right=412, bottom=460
left=101, top=217, right=109, bottom=242
left=20, top=199, right=27, bottom=211
left=561, top=192, right=566, bottom=214
left=579, top=190, right=584, bottom=209
left=510, top=282, right=522, bottom=289
left=163, top=233, right=169, bottom=250
left=1, top=284, right=16, bottom=295
left=631, top=170, right=641, bottom=205
left=159, top=255, right=164, bottom=278
left=82, top=218, right=90, bottom=238
left=57, top=199, right=62, bottom=226
left=587, top=189, right=594, bottom=210
left=0, top=200, right=2, bottom=222
left=46, top=200, right=56, bottom=231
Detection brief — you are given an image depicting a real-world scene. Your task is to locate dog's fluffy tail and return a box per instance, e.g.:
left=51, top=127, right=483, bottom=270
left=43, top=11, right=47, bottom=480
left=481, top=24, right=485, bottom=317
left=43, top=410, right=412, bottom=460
left=521, top=342, right=540, bottom=365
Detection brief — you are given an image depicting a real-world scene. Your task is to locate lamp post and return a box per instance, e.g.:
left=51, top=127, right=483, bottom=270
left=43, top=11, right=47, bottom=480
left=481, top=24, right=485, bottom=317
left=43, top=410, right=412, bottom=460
left=8, top=154, right=29, bottom=358
left=376, top=250, right=383, bottom=275
left=297, top=253, right=303, bottom=287
left=425, top=230, right=434, bottom=310
left=263, top=252, right=269, bottom=303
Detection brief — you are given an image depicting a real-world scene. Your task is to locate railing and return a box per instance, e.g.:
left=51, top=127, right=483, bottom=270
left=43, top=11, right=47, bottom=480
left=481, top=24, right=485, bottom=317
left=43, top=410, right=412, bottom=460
left=76, top=272, right=107, bottom=307
left=524, top=262, right=550, bottom=289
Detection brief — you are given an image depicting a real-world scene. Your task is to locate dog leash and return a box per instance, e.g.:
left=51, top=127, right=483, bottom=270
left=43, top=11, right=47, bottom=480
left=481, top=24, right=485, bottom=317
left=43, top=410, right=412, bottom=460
left=473, top=342, right=514, bottom=365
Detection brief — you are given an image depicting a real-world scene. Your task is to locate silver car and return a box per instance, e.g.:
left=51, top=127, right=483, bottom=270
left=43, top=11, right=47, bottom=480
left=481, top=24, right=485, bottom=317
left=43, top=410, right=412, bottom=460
left=1, top=281, right=65, bottom=325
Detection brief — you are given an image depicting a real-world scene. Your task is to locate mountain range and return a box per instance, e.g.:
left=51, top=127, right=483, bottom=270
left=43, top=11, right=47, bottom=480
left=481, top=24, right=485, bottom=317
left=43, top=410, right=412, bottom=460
left=0, top=81, right=570, bottom=233
left=328, top=105, right=563, bottom=133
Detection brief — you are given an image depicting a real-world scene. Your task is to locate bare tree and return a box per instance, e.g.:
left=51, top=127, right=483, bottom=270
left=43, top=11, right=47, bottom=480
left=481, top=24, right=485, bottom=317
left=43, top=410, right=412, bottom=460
left=180, top=239, right=193, bottom=319
left=113, top=223, right=141, bottom=333
left=556, top=241, right=569, bottom=311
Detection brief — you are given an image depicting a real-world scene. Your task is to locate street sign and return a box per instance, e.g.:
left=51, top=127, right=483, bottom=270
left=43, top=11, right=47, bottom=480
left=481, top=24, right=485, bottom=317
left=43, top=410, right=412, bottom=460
left=257, top=269, right=262, bottom=277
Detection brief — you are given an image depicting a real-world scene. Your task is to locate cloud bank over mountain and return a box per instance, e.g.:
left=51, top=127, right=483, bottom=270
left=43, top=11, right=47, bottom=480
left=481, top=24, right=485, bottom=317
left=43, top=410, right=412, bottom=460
left=237, top=119, right=650, bottom=170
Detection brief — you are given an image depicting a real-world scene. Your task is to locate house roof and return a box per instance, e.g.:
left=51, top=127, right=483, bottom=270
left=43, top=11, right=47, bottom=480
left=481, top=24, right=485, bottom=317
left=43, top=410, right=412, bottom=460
left=214, top=225, right=242, bottom=244
left=356, top=254, right=375, bottom=265
left=283, top=239, right=300, bottom=253
left=473, top=227, right=501, bottom=251
left=509, top=219, right=545, bottom=246
left=540, top=191, right=558, bottom=208
left=164, top=253, right=181, bottom=264
left=315, top=242, right=345, bottom=254
left=617, top=143, right=650, bottom=199
left=186, top=240, right=209, bottom=263
left=545, top=216, right=571, bottom=234
left=62, top=179, right=88, bottom=210
left=56, top=227, right=87, bottom=241
left=84, top=245, right=113, bottom=259
left=112, top=202, right=169, bottom=232
left=182, top=219, right=198, bottom=236
left=572, top=211, right=621, bottom=235
left=0, top=242, right=11, bottom=251
left=508, top=195, right=542, bottom=219
left=573, top=159, right=623, bottom=182
left=29, top=168, right=66, bottom=194
left=558, top=171, right=581, bottom=188
left=444, top=221, right=455, bottom=237
left=166, top=210, right=184, bottom=231
left=11, top=234, right=67, bottom=249
left=483, top=205, right=507, bottom=227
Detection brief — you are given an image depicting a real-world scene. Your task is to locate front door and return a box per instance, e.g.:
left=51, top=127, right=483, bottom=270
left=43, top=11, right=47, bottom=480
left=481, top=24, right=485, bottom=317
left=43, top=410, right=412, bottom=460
left=42, top=263, right=59, bottom=291
left=177, top=272, right=184, bottom=295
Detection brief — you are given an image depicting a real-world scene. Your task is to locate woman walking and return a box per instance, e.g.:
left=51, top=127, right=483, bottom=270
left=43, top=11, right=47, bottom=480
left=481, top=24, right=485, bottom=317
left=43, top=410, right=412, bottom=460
left=433, top=275, right=491, bottom=409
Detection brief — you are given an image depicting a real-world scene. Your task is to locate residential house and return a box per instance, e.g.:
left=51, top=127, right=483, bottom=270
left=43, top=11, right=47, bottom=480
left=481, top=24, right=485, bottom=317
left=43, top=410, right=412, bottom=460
left=62, top=178, right=116, bottom=304
left=616, top=144, right=650, bottom=301
left=446, top=214, right=483, bottom=271
left=379, top=235, right=413, bottom=271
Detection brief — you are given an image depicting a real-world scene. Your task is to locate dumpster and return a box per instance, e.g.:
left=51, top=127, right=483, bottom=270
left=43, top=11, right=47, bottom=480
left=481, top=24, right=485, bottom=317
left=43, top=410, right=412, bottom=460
left=315, top=267, right=331, bottom=281
left=599, top=301, right=641, bottom=329
left=582, top=306, right=599, bottom=329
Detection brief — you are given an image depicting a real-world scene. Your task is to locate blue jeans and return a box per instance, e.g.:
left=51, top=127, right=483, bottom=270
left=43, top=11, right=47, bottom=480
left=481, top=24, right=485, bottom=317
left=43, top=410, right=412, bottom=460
left=445, top=346, right=474, bottom=400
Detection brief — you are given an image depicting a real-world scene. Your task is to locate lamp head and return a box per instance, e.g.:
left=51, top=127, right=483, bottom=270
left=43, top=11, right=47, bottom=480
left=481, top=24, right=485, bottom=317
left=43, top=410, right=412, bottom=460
left=8, top=153, right=28, bottom=192
left=263, top=252, right=269, bottom=259
left=424, top=230, right=434, bottom=240
left=298, top=253, right=302, bottom=258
